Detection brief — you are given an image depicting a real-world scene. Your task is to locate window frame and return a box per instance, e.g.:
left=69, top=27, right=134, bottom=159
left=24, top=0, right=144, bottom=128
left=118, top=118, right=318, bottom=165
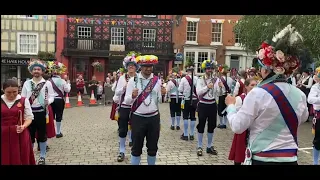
left=17, top=32, right=39, bottom=55
left=77, top=26, right=92, bottom=39
left=211, top=21, right=223, bottom=45
left=110, top=27, right=125, bottom=45
left=142, top=28, right=157, bottom=48
left=185, top=17, right=200, bottom=45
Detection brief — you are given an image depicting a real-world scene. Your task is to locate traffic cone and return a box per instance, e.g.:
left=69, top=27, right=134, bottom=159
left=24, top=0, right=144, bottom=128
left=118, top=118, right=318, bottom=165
left=77, top=92, right=83, bottom=106
left=65, top=93, right=72, bottom=108
left=89, top=90, right=98, bottom=107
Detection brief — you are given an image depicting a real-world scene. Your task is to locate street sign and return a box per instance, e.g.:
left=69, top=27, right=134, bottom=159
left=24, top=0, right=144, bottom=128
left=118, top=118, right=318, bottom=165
left=175, top=53, right=183, bottom=61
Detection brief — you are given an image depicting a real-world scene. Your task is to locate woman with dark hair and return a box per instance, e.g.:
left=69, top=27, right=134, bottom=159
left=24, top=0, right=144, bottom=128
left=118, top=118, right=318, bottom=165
left=1, top=79, right=35, bottom=165
left=298, top=69, right=314, bottom=121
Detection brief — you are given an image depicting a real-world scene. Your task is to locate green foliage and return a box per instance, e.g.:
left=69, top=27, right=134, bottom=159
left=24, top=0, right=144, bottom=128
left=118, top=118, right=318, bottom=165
left=127, top=51, right=141, bottom=57
left=234, top=15, right=320, bottom=66
left=38, top=51, right=55, bottom=61
left=184, top=57, right=194, bottom=68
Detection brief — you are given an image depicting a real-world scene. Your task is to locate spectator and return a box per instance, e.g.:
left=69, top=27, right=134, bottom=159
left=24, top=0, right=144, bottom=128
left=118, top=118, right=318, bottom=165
left=88, top=75, right=99, bottom=99
left=97, top=81, right=103, bottom=104
left=76, top=75, right=85, bottom=95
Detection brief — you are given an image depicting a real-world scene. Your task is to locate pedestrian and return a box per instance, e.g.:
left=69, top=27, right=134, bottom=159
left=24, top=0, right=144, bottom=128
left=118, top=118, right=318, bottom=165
left=46, top=61, right=71, bottom=138
left=225, top=24, right=308, bottom=165
left=195, top=60, right=219, bottom=156
left=124, top=54, right=166, bottom=165
left=1, top=79, right=35, bottom=165
left=307, top=66, right=320, bottom=165
left=115, top=52, right=139, bottom=162
left=88, top=76, right=99, bottom=100
left=165, top=67, right=183, bottom=130
left=228, top=78, right=257, bottom=165
left=97, top=81, right=103, bottom=104
left=178, top=59, right=199, bottom=141
left=21, top=59, right=55, bottom=165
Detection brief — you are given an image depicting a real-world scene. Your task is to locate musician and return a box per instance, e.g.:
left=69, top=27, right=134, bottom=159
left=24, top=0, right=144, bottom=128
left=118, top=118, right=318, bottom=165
left=166, top=67, right=183, bottom=130
left=21, top=59, right=55, bottom=165
left=178, top=59, right=199, bottom=141
left=195, top=60, right=219, bottom=156
left=225, top=25, right=308, bottom=165
left=307, top=66, right=320, bottom=165
left=115, top=53, right=139, bottom=162
left=232, top=70, right=247, bottom=97
left=216, top=65, right=234, bottom=129
left=46, top=61, right=71, bottom=138
left=124, top=55, right=166, bottom=165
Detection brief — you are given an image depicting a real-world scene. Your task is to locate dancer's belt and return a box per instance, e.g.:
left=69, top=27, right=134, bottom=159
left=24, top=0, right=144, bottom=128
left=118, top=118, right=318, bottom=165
left=199, top=98, right=215, bottom=103
left=32, top=106, right=44, bottom=112
left=121, top=104, right=131, bottom=108
left=133, top=110, right=159, bottom=117
left=254, top=149, right=297, bottom=158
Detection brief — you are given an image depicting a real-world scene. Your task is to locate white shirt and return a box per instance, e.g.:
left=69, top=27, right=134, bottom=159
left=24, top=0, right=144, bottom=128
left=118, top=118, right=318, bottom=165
left=235, top=95, right=244, bottom=111
left=124, top=73, right=162, bottom=115
left=111, top=81, right=117, bottom=92
left=178, top=74, right=199, bottom=100
left=308, top=83, right=320, bottom=110
left=196, top=75, right=219, bottom=104
left=233, top=78, right=245, bottom=96
left=21, top=78, right=55, bottom=109
left=215, top=76, right=234, bottom=96
left=97, top=85, right=103, bottom=95
left=301, top=75, right=313, bottom=88
left=291, top=76, right=297, bottom=86
left=227, top=83, right=308, bottom=152
left=166, top=78, right=183, bottom=97
left=115, top=74, right=136, bottom=107
left=50, top=75, right=71, bottom=98
left=1, top=94, right=34, bottom=120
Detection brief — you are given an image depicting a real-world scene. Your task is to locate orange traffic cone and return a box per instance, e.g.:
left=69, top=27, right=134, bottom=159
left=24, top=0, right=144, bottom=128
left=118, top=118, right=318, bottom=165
left=89, top=90, right=98, bottom=107
left=77, top=92, right=83, bottom=106
left=65, top=93, right=72, bottom=108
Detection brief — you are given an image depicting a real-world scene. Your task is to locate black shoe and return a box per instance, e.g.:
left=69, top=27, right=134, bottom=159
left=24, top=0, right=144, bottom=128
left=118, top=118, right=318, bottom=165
left=117, top=152, right=125, bottom=162
left=129, top=142, right=133, bottom=147
left=176, top=126, right=180, bottom=130
left=56, top=133, right=63, bottom=138
left=180, top=133, right=188, bottom=141
left=221, top=125, right=227, bottom=129
left=170, top=125, right=175, bottom=130
left=206, top=147, right=218, bottom=155
left=189, top=135, right=194, bottom=141
left=197, top=147, right=203, bottom=156
left=217, top=124, right=223, bottom=129
left=38, top=157, right=46, bottom=165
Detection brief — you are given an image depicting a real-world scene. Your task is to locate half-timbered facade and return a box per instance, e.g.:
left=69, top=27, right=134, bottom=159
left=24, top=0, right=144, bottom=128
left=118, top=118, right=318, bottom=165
left=57, top=15, right=174, bottom=82
left=1, top=15, right=56, bottom=85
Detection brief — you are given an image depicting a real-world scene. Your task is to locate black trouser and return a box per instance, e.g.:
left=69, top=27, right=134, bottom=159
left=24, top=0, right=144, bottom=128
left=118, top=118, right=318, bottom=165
left=218, top=95, right=227, bottom=117
left=169, top=97, right=182, bottom=117
left=29, top=111, right=47, bottom=143
left=182, top=99, right=198, bottom=121
left=51, top=98, right=65, bottom=122
left=252, top=159, right=298, bottom=165
left=197, top=103, right=217, bottom=133
left=118, top=107, right=131, bottom=138
left=131, top=114, right=160, bottom=157
left=313, top=116, right=320, bottom=150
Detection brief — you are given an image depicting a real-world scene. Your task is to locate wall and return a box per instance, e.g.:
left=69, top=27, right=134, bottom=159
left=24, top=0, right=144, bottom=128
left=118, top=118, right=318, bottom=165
left=1, top=15, right=56, bottom=54
left=92, top=58, right=105, bottom=82
left=55, top=15, right=69, bottom=76
left=172, top=15, right=242, bottom=65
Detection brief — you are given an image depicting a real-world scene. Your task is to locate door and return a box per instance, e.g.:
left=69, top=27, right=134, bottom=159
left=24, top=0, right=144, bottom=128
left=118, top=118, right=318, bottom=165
left=230, top=55, right=240, bottom=70
left=71, top=57, right=90, bottom=82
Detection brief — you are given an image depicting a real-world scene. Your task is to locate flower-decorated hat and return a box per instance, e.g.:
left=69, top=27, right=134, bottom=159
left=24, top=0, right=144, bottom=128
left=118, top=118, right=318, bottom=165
left=184, top=58, right=194, bottom=71
left=316, top=66, right=320, bottom=79
left=217, top=64, right=229, bottom=73
left=257, top=24, right=304, bottom=75
left=135, top=55, right=158, bottom=66
left=201, top=59, right=216, bottom=70
left=28, top=59, right=47, bottom=73
left=46, top=61, right=67, bottom=75
left=123, top=51, right=140, bottom=70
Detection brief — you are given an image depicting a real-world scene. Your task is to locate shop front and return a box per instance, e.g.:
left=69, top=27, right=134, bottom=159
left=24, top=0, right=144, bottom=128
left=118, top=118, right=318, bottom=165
left=1, top=57, right=31, bottom=86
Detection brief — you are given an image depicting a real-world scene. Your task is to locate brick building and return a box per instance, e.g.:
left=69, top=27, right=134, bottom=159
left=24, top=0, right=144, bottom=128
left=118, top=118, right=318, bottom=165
left=56, top=15, right=175, bottom=83
left=172, top=15, right=255, bottom=74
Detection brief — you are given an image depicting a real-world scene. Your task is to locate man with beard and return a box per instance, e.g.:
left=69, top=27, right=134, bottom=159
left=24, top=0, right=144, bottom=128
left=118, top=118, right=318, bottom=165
left=124, top=55, right=166, bottom=165
left=21, top=59, right=55, bottom=165
left=195, top=60, right=219, bottom=156
left=115, top=52, right=139, bottom=162
left=46, top=61, right=71, bottom=138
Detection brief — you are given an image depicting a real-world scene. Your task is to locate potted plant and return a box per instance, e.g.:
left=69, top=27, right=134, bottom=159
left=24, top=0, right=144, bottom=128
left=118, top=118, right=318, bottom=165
left=92, top=61, right=104, bottom=72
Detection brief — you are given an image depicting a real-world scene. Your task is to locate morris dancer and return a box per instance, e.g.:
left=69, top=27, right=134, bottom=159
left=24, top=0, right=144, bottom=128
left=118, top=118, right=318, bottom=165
left=110, top=68, right=124, bottom=122
left=195, top=60, right=219, bottom=156
left=115, top=52, right=139, bottom=162
left=1, top=79, right=35, bottom=165
left=178, top=59, right=198, bottom=141
left=166, top=67, right=183, bottom=130
left=225, top=24, right=308, bottom=165
left=232, top=70, right=247, bottom=97
left=216, top=65, right=233, bottom=129
left=47, top=61, right=71, bottom=138
left=124, top=55, right=166, bottom=165
left=228, top=78, right=257, bottom=165
left=308, top=66, right=320, bottom=165
left=21, top=59, right=55, bottom=165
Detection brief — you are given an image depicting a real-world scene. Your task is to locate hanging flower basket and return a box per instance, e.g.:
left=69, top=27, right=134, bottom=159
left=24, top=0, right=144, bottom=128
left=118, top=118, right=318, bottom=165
left=92, top=61, right=104, bottom=72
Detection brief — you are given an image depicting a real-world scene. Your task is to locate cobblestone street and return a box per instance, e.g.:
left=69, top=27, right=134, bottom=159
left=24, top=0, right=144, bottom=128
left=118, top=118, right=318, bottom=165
left=35, top=102, right=315, bottom=165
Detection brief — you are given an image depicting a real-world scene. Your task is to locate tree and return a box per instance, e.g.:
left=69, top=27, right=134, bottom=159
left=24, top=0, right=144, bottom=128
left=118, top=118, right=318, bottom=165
left=234, top=15, right=320, bottom=69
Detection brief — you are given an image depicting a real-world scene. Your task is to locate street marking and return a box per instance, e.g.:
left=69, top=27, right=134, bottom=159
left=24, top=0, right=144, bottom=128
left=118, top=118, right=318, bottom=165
left=298, top=147, right=313, bottom=154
